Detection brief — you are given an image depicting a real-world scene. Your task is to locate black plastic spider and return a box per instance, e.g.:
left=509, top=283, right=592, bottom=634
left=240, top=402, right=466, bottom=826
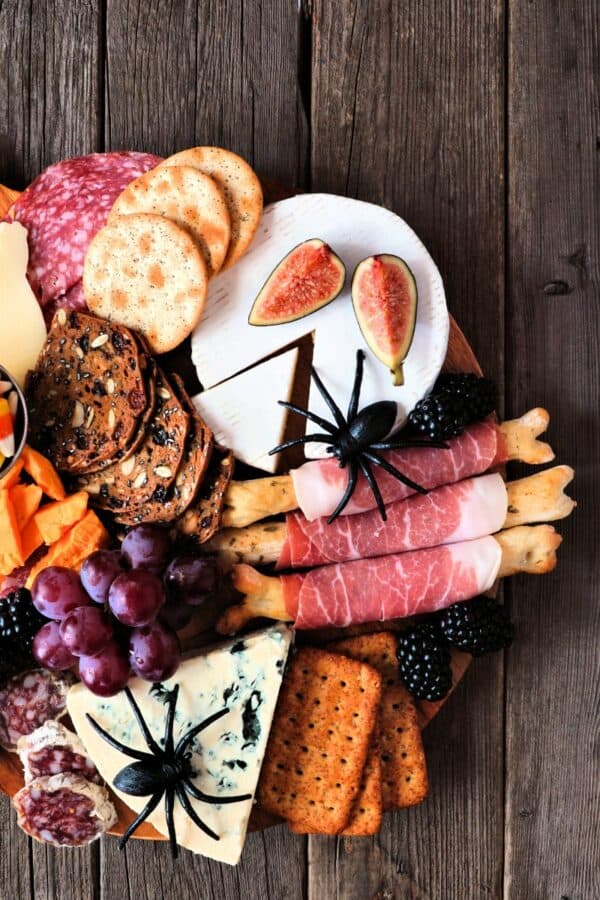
left=86, top=685, right=251, bottom=859
left=269, top=349, right=447, bottom=523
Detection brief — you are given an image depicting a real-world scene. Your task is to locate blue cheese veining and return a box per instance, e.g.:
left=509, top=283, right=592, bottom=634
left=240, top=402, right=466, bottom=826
left=66, top=624, right=293, bottom=864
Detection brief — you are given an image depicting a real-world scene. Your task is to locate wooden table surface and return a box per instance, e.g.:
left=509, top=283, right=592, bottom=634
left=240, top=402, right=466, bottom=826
left=0, top=1, right=598, bottom=898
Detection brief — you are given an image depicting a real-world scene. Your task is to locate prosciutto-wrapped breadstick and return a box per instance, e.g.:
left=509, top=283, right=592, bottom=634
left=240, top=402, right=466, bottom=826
left=209, top=466, right=575, bottom=567
left=216, top=525, right=562, bottom=633
left=222, top=409, right=554, bottom=528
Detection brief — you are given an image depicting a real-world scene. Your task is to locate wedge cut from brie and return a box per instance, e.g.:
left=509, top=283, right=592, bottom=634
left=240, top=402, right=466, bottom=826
left=0, top=222, right=46, bottom=386
left=67, top=625, right=293, bottom=864
left=192, top=347, right=299, bottom=473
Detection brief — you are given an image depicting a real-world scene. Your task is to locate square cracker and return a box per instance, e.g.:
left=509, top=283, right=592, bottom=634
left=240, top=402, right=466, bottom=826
left=330, top=632, right=428, bottom=812
left=257, top=647, right=382, bottom=834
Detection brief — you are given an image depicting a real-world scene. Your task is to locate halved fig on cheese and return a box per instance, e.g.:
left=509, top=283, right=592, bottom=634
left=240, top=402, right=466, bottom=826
left=248, top=239, right=345, bottom=326
left=351, top=254, right=418, bottom=386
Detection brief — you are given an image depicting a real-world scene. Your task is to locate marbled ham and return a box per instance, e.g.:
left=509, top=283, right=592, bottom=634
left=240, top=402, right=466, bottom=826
left=281, top=536, right=502, bottom=629
left=278, top=473, right=507, bottom=569
left=292, top=419, right=504, bottom=521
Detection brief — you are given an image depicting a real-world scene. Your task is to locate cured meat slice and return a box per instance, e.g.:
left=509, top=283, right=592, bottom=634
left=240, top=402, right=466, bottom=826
left=278, top=473, right=507, bottom=569
left=10, top=151, right=161, bottom=306
left=17, top=720, right=101, bottom=784
left=281, top=537, right=502, bottom=629
left=292, top=419, right=504, bottom=521
left=0, top=670, right=73, bottom=751
left=13, top=773, right=117, bottom=846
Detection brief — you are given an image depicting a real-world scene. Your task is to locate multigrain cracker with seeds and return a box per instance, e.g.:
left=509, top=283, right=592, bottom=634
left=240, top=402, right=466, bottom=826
left=257, top=648, right=381, bottom=834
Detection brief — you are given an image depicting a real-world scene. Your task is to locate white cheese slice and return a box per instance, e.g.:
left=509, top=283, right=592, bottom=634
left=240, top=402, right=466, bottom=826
left=192, top=348, right=299, bottom=473
left=0, top=222, right=47, bottom=386
left=191, top=194, right=449, bottom=457
left=67, top=625, right=293, bottom=864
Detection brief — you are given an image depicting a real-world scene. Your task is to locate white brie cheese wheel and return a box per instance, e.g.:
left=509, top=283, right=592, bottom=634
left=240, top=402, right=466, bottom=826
left=192, top=194, right=449, bottom=458
left=0, top=222, right=47, bottom=386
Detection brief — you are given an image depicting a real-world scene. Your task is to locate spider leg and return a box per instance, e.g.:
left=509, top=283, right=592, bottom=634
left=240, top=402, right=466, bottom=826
left=370, top=439, right=449, bottom=451
left=175, top=784, right=220, bottom=841
left=358, top=458, right=387, bottom=521
left=124, top=688, right=163, bottom=756
left=327, top=459, right=358, bottom=524
left=277, top=401, right=337, bottom=434
left=268, top=433, right=334, bottom=456
left=364, top=451, right=427, bottom=495
left=310, top=366, right=346, bottom=428
left=85, top=714, right=151, bottom=761
left=163, top=684, right=179, bottom=756
left=165, top=786, right=178, bottom=859
left=183, top=777, right=252, bottom=805
left=118, top=790, right=164, bottom=850
left=347, top=349, right=365, bottom=422
left=175, top=707, right=229, bottom=757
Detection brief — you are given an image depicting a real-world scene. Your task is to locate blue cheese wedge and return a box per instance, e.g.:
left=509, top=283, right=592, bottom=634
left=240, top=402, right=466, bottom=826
left=67, top=625, right=292, bottom=864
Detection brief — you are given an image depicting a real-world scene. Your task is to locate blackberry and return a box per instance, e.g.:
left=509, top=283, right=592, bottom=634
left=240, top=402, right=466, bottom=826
left=396, top=623, right=452, bottom=701
left=407, top=393, right=468, bottom=442
left=438, top=596, right=514, bottom=657
left=434, top=373, right=497, bottom=421
left=0, top=588, right=45, bottom=654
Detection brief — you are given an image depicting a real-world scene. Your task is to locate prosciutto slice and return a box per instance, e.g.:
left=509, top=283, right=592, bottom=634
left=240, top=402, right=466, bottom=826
left=278, top=472, right=507, bottom=569
left=292, top=419, right=505, bottom=520
left=281, top=536, right=502, bottom=629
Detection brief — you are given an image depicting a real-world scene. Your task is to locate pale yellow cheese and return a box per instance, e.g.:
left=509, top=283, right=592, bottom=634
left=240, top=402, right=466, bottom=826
left=0, top=222, right=47, bottom=386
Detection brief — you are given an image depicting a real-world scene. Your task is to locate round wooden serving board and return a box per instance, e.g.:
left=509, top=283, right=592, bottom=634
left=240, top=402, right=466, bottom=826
left=0, top=180, right=482, bottom=841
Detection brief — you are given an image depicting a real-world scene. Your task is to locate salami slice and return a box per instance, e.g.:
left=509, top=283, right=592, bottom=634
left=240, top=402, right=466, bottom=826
left=0, top=669, right=73, bottom=751
left=17, top=720, right=101, bottom=784
left=10, top=151, right=161, bottom=306
left=13, top=773, right=117, bottom=846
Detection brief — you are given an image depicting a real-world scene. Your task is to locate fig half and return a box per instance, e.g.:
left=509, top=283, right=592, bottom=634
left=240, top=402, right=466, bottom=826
left=351, top=254, right=418, bottom=386
left=249, top=239, right=345, bottom=326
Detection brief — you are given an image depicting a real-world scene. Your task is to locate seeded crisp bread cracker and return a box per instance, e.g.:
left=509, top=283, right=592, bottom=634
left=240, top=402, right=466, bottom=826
left=330, top=632, right=428, bottom=813
left=84, top=212, right=208, bottom=354
left=109, top=165, right=231, bottom=276
left=159, top=147, right=263, bottom=268
left=257, top=647, right=382, bottom=834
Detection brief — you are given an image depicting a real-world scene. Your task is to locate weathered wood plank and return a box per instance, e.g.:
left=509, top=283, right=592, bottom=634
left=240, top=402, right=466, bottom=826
left=309, top=1, right=506, bottom=896
left=504, top=1, right=599, bottom=897
left=102, top=2, right=308, bottom=897
left=0, top=0, right=103, bottom=186
left=0, top=2, right=102, bottom=898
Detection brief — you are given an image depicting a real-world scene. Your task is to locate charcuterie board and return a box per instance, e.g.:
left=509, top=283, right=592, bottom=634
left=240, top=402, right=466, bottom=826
left=0, top=153, right=573, bottom=859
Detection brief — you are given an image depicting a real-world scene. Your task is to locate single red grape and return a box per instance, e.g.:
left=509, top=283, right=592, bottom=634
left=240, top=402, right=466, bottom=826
left=121, top=525, right=171, bottom=574
left=108, top=570, right=165, bottom=627
left=164, top=555, right=219, bottom=607
left=129, top=621, right=181, bottom=682
left=159, top=599, right=193, bottom=631
left=80, top=550, right=125, bottom=604
left=59, top=606, right=113, bottom=657
left=78, top=641, right=131, bottom=697
left=31, top=567, right=90, bottom=620
left=33, top=621, right=77, bottom=671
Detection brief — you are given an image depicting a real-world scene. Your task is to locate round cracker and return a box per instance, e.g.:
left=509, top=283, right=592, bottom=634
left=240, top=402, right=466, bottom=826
left=84, top=213, right=208, bottom=354
left=159, top=147, right=263, bottom=269
left=109, top=165, right=231, bottom=276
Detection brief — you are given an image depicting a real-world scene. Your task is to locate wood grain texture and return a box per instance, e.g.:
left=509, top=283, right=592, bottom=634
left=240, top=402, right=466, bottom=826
left=0, top=0, right=102, bottom=187
left=309, top=1, right=506, bottom=896
left=504, top=1, right=600, bottom=897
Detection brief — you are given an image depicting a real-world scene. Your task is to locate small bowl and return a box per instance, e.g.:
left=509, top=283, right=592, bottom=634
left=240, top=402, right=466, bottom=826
left=0, top=365, right=29, bottom=480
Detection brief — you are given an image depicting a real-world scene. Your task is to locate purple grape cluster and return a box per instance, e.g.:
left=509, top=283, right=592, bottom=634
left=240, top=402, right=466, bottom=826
left=31, top=525, right=220, bottom=697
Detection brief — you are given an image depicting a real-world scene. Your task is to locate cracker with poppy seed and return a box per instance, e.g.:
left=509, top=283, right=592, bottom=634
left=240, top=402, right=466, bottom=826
left=330, top=631, right=428, bottom=813
left=176, top=443, right=235, bottom=543
left=109, top=165, right=231, bottom=276
left=84, top=213, right=208, bottom=354
left=257, top=647, right=381, bottom=834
